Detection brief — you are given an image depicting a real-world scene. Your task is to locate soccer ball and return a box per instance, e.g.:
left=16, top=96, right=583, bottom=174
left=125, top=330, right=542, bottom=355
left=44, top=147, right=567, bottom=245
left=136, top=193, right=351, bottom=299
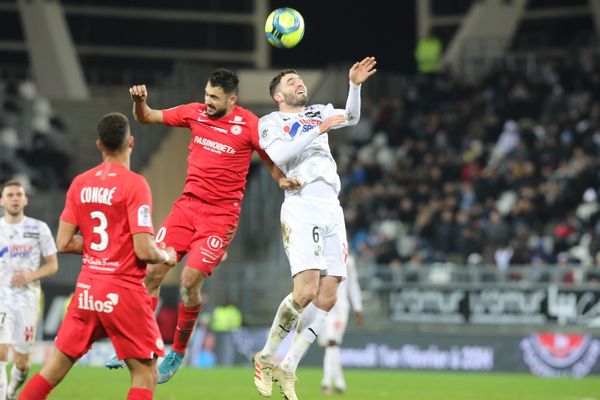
left=265, top=8, right=305, bottom=49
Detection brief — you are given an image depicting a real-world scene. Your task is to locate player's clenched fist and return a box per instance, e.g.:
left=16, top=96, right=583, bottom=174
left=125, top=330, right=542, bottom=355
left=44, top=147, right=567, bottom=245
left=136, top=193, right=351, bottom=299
left=129, top=84, right=148, bottom=103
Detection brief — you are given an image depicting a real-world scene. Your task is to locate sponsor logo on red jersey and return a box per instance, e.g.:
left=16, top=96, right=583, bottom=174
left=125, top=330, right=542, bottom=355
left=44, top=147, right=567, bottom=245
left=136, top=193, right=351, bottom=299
left=77, top=288, right=119, bottom=313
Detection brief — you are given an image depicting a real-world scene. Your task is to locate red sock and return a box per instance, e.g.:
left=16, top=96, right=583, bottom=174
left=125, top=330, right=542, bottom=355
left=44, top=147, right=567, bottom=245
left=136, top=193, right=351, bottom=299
left=127, top=387, right=153, bottom=400
left=171, top=302, right=202, bottom=354
left=151, top=296, right=159, bottom=311
left=18, top=373, right=53, bottom=400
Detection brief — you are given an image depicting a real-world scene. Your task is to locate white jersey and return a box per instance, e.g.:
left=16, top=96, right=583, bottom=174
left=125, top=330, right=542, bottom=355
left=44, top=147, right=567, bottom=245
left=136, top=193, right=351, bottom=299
left=260, top=104, right=343, bottom=195
left=0, top=216, right=57, bottom=308
left=337, top=255, right=363, bottom=312
left=259, top=82, right=362, bottom=199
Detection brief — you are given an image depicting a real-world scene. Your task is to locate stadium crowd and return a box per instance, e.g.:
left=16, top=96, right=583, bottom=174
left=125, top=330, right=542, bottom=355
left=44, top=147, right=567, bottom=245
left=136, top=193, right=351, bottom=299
left=0, top=79, right=70, bottom=192
left=337, top=51, right=600, bottom=283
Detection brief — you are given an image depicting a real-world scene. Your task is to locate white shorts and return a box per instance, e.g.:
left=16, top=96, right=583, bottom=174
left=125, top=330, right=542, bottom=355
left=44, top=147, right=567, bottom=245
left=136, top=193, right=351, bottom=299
left=281, top=196, right=348, bottom=278
left=318, top=301, right=349, bottom=346
left=0, top=305, right=39, bottom=354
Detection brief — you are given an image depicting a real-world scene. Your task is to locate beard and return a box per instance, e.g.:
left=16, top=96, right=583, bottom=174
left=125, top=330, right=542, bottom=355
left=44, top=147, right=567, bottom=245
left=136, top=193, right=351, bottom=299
left=283, top=92, right=308, bottom=108
left=207, top=105, right=227, bottom=119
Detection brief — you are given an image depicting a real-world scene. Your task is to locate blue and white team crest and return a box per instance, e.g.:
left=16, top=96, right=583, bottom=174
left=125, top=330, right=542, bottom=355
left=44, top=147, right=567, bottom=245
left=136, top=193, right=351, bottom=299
left=520, top=332, right=600, bottom=377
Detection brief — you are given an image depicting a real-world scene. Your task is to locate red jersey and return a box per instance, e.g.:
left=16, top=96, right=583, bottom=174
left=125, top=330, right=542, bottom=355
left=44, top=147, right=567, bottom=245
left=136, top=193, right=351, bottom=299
left=59, top=162, right=154, bottom=285
left=162, top=103, right=268, bottom=208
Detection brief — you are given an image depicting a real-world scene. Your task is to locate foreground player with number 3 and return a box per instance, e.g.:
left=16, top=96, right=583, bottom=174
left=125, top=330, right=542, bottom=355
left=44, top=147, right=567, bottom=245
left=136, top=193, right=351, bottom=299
left=253, top=57, right=376, bottom=400
left=19, top=113, right=177, bottom=400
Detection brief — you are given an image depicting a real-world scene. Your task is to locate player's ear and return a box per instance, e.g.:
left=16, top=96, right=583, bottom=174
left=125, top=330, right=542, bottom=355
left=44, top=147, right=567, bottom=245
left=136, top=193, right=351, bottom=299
left=128, top=135, right=134, bottom=149
left=96, top=139, right=102, bottom=152
left=273, top=92, right=283, bottom=104
left=228, top=94, right=238, bottom=106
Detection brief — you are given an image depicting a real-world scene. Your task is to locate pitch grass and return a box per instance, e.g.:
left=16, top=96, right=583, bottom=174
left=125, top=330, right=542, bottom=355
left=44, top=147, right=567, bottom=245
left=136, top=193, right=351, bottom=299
left=29, top=365, right=599, bottom=399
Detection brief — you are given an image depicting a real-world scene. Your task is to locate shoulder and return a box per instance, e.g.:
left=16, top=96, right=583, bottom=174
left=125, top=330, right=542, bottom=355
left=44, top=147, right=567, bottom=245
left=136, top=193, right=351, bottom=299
left=124, top=169, right=150, bottom=188
left=23, top=216, right=49, bottom=230
left=305, top=104, right=328, bottom=115
left=234, top=106, right=259, bottom=123
left=259, top=111, right=281, bottom=124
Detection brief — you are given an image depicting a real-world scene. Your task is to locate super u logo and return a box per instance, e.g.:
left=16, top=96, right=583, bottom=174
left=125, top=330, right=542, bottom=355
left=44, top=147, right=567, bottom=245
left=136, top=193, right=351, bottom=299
left=207, top=235, right=223, bottom=250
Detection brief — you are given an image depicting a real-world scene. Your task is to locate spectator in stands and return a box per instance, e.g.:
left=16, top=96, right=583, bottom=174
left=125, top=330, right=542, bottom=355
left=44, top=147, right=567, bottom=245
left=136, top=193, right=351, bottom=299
left=415, top=30, right=442, bottom=75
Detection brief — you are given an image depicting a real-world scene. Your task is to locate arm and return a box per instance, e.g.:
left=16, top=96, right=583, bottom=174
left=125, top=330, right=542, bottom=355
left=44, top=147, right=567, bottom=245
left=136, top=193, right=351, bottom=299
left=331, top=56, right=377, bottom=129
left=56, top=221, right=83, bottom=254
left=11, top=253, right=58, bottom=286
left=261, top=116, right=346, bottom=166
left=260, top=157, right=302, bottom=190
left=129, top=84, right=164, bottom=124
left=132, top=232, right=177, bottom=266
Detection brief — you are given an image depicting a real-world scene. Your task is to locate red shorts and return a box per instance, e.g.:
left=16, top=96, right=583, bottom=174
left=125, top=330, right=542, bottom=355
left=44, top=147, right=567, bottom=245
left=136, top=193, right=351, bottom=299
left=156, top=194, right=239, bottom=276
left=56, top=275, right=165, bottom=360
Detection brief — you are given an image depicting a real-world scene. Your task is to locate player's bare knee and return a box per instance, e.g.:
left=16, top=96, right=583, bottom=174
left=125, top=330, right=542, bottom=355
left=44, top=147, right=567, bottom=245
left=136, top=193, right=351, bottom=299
left=179, top=284, right=200, bottom=306
left=15, top=359, right=29, bottom=371
left=0, top=345, right=8, bottom=361
left=295, top=286, right=318, bottom=307
left=316, top=294, right=337, bottom=311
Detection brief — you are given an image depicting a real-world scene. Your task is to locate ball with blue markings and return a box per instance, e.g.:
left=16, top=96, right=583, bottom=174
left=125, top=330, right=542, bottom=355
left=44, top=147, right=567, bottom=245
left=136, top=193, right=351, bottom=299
left=265, top=8, right=305, bottom=49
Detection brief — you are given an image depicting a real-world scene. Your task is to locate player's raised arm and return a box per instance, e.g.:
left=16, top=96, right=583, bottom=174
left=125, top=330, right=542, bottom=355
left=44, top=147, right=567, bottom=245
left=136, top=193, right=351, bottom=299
left=349, top=56, right=377, bottom=85
left=129, top=84, right=164, bottom=125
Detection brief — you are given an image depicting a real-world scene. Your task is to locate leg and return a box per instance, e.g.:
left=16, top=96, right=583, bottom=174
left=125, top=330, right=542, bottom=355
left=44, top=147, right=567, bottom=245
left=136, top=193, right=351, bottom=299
left=0, top=344, right=9, bottom=399
left=157, top=266, right=206, bottom=384
left=6, top=351, right=30, bottom=399
left=281, top=275, right=339, bottom=373
left=19, top=347, right=76, bottom=400
left=329, top=342, right=345, bottom=393
left=106, top=263, right=170, bottom=370
left=124, top=358, right=157, bottom=400
left=321, top=340, right=338, bottom=395
left=253, top=271, right=318, bottom=397
left=144, top=262, right=172, bottom=299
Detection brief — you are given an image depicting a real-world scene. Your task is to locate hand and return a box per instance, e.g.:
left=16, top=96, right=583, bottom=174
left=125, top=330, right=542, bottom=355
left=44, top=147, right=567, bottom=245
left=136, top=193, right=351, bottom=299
left=11, top=270, right=35, bottom=287
left=279, top=177, right=303, bottom=190
left=355, top=311, right=365, bottom=326
left=129, top=84, right=148, bottom=104
left=349, top=57, right=377, bottom=85
left=163, top=247, right=177, bottom=267
left=319, top=115, right=347, bottom=134
left=159, top=242, right=177, bottom=267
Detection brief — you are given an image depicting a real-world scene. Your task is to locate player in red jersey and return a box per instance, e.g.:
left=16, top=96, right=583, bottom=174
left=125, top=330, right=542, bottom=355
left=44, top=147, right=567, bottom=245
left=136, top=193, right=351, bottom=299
left=115, top=69, right=298, bottom=383
left=18, top=113, right=177, bottom=400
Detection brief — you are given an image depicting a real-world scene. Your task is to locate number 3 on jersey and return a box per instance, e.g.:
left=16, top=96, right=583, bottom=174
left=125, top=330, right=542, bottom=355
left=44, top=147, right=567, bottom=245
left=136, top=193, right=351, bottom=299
left=90, top=211, right=109, bottom=251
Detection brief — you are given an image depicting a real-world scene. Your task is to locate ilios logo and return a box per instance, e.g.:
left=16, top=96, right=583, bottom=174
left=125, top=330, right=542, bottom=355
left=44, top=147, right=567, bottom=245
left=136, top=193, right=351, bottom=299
left=77, top=289, right=119, bottom=313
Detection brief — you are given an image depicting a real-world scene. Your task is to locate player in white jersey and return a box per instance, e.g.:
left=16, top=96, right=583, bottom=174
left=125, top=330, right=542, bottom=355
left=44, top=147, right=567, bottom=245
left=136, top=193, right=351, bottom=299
left=252, top=57, right=376, bottom=400
left=0, top=180, right=58, bottom=399
left=318, top=254, right=363, bottom=395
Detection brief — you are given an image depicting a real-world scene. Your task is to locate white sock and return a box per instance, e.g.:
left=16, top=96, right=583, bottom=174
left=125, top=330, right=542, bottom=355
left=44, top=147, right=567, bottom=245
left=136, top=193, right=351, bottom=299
left=7, top=364, right=28, bottom=396
left=322, top=346, right=334, bottom=388
left=0, top=361, right=7, bottom=400
left=330, top=345, right=346, bottom=390
left=281, top=303, right=327, bottom=373
left=260, top=293, right=302, bottom=364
